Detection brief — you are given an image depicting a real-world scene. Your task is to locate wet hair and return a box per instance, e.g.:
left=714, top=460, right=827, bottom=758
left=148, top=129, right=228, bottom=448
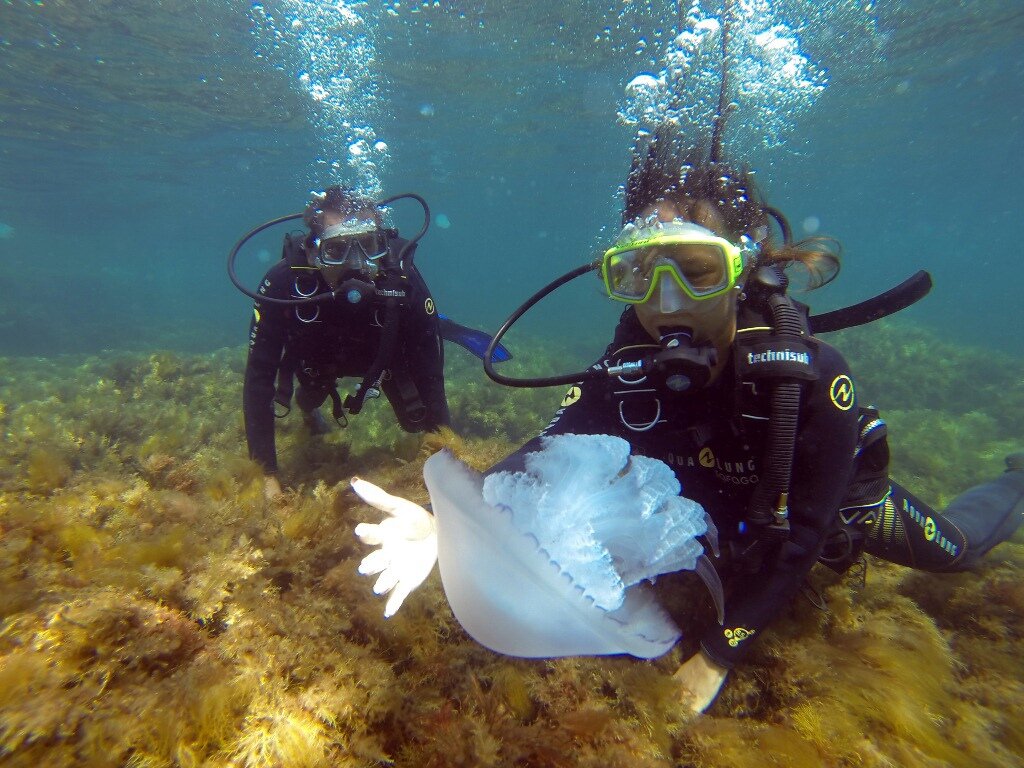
left=302, top=185, right=380, bottom=239
left=622, top=123, right=840, bottom=290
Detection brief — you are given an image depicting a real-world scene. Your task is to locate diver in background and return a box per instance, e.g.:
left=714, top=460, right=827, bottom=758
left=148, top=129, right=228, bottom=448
left=352, top=125, right=1024, bottom=713
left=243, top=185, right=450, bottom=499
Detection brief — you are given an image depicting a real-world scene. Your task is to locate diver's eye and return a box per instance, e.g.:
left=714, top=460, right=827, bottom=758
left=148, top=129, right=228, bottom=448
left=319, top=242, right=350, bottom=264
left=675, top=247, right=726, bottom=288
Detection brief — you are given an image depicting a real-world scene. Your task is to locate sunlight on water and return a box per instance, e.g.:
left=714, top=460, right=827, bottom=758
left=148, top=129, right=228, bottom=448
left=250, top=0, right=389, bottom=196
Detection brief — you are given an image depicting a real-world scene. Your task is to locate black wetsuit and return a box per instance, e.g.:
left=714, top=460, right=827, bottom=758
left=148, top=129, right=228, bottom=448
left=243, top=235, right=450, bottom=474
left=490, top=308, right=1024, bottom=667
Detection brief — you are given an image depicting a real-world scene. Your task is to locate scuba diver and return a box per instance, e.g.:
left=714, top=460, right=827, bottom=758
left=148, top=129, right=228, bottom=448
left=350, top=124, right=1024, bottom=712
left=479, top=125, right=1024, bottom=711
left=239, top=185, right=507, bottom=499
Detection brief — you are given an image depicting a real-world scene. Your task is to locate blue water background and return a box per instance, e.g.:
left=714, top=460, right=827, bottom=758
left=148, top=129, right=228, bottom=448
left=1, top=0, right=1021, bottom=362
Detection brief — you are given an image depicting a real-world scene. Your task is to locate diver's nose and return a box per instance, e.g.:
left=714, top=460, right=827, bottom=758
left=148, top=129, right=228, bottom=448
left=654, top=273, right=689, bottom=314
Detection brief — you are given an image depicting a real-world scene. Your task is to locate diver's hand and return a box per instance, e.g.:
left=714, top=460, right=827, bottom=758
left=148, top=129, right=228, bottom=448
left=263, top=475, right=283, bottom=501
left=351, top=477, right=438, bottom=618
left=674, top=651, right=729, bottom=713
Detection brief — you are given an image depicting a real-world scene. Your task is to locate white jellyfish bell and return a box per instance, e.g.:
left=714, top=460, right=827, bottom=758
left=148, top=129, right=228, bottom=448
left=353, top=434, right=722, bottom=660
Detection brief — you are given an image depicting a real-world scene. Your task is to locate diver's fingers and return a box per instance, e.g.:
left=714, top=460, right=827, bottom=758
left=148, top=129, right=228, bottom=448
left=354, top=522, right=385, bottom=545
left=373, top=567, right=401, bottom=596
left=358, top=548, right=391, bottom=576
left=351, top=477, right=431, bottom=524
left=384, top=580, right=415, bottom=619
left=351, top=477, right=407, bottom=513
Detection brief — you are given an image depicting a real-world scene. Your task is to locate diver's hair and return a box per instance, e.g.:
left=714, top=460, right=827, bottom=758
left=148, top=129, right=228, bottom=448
left=759, top=237, right=841, bottom=290
left=622, top=123, right=840, bottom=290
left=303, top=185, right=380, bottom=238
left=623, top=123, right=764, bottom=237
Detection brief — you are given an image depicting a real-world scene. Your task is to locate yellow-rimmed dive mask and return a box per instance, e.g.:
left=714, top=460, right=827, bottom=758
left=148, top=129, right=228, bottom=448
left=601, top=221, right=758, bottom=311
left=313, top=219, right=388, bottom=275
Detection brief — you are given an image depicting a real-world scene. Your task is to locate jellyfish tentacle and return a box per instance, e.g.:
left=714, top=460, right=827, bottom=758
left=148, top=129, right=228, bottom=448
left=695, top=553, right=725, bottom=625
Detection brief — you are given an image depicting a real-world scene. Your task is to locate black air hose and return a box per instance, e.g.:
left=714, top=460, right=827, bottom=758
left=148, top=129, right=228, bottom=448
left=746, top=292, right=806, bottom=525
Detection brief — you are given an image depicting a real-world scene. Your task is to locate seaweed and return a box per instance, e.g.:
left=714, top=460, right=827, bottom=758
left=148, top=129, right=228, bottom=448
left=0, top=322, right=1021, bottom=766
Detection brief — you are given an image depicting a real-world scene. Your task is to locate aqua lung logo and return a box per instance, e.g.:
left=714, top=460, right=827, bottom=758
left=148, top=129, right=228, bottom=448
left=829, top=374, right=855, bottom=411
left=724, top=627, right=756, bottom=647
left=747, top=349, right=811, bottom=366
left=561, top=386, right=582, bottom=407
left=904, top=497, right=959, bottom=556
left=665, top=448, right=758, bottom=485
left=543, top=357, right=629, bottom=436
left=541, top=383, right=585, bottom=434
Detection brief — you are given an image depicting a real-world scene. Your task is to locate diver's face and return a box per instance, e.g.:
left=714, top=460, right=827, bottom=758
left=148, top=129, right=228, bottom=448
left=635, top=282, right=738, bottom=341
left=629, top=201, right=744, bottom=365
left=309, top=208, right=384, bottom=287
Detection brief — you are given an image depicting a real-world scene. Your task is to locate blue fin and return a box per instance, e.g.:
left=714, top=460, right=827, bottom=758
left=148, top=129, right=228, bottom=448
left=439, top=314, right=512, bottom=363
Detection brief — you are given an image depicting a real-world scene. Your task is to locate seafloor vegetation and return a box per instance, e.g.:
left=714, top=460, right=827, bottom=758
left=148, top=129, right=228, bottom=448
left=0, top=321, right=1021, bottom=768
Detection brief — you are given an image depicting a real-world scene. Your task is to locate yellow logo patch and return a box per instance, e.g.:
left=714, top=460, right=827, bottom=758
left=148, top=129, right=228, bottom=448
left=424, top=297, right=436, bottom=315
left=560, top=386, right=582, bottom=407
left=724, top=627, right=756, bottom=647
left=253, top=308, right=261, bottom=323
left=699, top=447, right=715, bottom=468
left=829, top=374, right=855, bottom=411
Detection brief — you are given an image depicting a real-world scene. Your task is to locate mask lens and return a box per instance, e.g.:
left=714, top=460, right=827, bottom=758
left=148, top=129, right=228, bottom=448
left=319, top=240, right=352, bottom=266
left=354, top=231, right=387, bottom=260
left=606, top=249, right=652, bottom=301
left=318, top=229, right=387, bottom=269
left=663, top=243, right=729, bottom=296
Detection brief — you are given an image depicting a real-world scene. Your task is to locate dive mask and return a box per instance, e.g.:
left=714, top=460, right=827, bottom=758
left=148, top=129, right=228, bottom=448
left=601, top=221, right=758, bottom=306
left=313, top=220, right=389, bottom=275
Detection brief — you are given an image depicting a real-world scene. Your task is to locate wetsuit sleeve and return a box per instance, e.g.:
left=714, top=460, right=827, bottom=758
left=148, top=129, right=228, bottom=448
left=701, top=343, right=860, bottom=668
left=242, top=263, right=291, bottom=474
left=400, top=263, right=450, bottom=430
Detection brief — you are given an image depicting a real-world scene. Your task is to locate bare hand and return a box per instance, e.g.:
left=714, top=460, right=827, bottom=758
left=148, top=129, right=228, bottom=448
left=264, top=475, right=283, bottom=501
left=673, top=651, right=729, bottom=713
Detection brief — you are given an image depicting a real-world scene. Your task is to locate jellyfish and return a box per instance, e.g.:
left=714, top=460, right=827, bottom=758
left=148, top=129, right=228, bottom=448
left=354, top=434, right=722, bottom=660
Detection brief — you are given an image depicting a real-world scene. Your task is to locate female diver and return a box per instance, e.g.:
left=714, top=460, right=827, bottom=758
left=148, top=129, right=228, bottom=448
left=352, top=124, right=1024, bottom=713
